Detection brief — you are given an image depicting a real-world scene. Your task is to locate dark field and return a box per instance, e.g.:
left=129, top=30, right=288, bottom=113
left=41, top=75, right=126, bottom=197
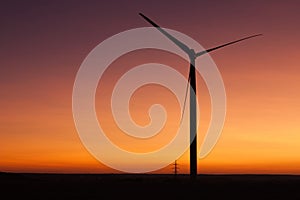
left=1, top=172, right=300, bottom=199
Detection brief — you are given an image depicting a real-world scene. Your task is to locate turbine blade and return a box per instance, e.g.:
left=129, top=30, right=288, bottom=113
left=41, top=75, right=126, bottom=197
left=195, top=34, right=262, bottom=57
left=139, top=13, right=191, bottom=54
left=179, top=70, right=191, bottom=126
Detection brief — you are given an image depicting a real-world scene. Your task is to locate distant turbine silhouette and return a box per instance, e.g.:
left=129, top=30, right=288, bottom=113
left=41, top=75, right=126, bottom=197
left=139, top=13, right=262, bottom=178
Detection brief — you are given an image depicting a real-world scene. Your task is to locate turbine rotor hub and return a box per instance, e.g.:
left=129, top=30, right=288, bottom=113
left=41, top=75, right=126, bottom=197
left=189, top=49, right=196, bottom=60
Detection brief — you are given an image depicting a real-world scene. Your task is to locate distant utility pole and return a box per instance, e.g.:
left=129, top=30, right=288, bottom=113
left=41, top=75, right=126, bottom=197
left=173, top=160, right=179, bottom=176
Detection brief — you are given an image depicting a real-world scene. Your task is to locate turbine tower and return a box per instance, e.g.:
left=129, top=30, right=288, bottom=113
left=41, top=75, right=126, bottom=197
left=139, top=13, right=261, bottom=178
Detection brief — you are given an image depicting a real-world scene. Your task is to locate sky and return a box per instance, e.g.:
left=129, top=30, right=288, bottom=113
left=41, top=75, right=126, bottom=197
left=1, top=0, right=300, bottom=174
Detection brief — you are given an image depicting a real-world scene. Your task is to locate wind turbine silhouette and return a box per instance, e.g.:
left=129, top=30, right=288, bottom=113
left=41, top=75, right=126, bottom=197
left=139, top=13, right=262, bottom=178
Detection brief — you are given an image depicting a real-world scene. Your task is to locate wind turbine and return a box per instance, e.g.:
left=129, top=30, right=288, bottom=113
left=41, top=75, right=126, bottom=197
left=139, top=13, right=262, bottom=178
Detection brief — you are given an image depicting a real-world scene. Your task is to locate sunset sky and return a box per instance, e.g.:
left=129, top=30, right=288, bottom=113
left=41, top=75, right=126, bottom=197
left=1, top=0, right=300, bottom=174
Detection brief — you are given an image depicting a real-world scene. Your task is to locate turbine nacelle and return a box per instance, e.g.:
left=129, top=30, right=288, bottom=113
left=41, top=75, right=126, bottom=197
left=188, top=49, right=196, bottom=61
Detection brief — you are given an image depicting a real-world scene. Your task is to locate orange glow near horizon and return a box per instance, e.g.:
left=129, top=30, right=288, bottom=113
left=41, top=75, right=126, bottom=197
left=1, top=1, right=300, bottom=174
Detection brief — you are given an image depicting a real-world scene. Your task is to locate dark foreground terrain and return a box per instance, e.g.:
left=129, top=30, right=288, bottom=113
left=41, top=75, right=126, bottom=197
left=1, top=172, right=300, bottom=199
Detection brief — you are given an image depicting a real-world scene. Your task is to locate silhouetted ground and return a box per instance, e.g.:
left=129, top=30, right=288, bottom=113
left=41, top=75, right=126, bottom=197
left=1, top=172, right=300, bottom=199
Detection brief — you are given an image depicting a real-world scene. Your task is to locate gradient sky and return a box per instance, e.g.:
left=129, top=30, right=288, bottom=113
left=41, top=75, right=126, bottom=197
left=1, top=0, right=300, bottom=174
